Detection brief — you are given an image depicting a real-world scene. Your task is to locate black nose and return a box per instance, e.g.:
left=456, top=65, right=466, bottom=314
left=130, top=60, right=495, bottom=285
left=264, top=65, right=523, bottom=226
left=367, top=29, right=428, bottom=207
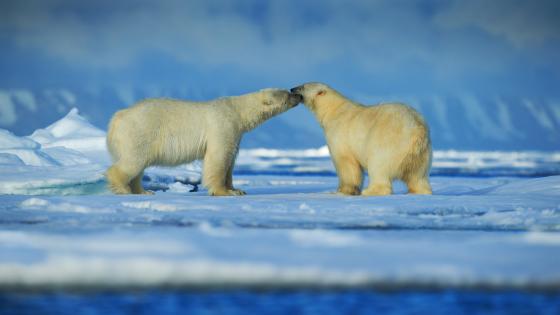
left=290, top=87, right=300, bottom=93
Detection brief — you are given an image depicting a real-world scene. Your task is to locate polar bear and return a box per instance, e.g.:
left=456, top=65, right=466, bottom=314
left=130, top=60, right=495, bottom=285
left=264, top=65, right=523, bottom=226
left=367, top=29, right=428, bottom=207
left=106, top=89, right=301, bottom=196
left=291, top=82, right=432, bottom=196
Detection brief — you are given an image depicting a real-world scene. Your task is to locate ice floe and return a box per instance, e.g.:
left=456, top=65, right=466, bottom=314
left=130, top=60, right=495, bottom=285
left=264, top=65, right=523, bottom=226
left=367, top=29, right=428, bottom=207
left=0, top=108, right=559, bottom=290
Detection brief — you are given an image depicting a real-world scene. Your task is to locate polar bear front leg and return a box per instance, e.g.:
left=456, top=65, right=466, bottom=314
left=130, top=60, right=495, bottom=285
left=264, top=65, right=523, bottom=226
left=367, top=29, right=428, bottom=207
left=203, top=143, right=244, bottom=196
left=332, top=151, right=363, bottom=195
left=362, top=171, right=393, bottom=196
left=225, top=158, right=246, bottom=195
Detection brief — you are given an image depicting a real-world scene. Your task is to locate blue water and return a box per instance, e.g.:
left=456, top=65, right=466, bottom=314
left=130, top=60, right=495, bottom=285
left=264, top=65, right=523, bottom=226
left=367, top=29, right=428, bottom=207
left=2, top=290, right=559, bottom=315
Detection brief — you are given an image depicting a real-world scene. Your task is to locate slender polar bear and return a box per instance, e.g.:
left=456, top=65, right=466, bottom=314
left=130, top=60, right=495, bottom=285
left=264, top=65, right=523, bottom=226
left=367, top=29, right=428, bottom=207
left=291, top=82, right=432, bottom=196
left=106, top=89, right=301, bottom=196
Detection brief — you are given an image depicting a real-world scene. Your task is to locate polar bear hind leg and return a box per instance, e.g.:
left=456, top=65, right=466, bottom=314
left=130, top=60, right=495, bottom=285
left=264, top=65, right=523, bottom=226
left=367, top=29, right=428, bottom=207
left=403, top=153, right=432, bottom=194
left=106, top=162, right=144, bottom=195
left=401, top=128, right=432, bottom=195
left=361, top=153, right=394, bottom=196
left=405, top=175, right=432, bottom=194
left=130, top=171, right=153, bottom=195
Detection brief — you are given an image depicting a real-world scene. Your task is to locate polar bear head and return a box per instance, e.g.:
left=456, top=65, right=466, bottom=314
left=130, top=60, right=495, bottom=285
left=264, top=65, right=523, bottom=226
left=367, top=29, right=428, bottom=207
left=290, top=82, right=338, bottom=111
left=259, top=88, right=302, bottom=112
left=236, top=88, right=302, bottom=131
left=250, top=88, right=302, bottom=119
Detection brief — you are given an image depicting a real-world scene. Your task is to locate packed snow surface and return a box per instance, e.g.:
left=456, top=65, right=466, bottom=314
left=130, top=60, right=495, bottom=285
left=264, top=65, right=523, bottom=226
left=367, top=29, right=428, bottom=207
left=0, top=109, right=559, bottom=290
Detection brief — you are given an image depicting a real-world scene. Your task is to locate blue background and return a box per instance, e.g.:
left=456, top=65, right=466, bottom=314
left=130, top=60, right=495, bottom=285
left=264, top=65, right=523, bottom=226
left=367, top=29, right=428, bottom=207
left=0, top=0, right=559, bottom=150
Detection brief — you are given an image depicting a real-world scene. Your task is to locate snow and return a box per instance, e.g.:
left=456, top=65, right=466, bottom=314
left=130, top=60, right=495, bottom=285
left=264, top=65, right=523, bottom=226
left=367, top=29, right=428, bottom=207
left=0, top=129, right=39, bottom=150
left=237, top=147, right=560, bottom=177
left=0, top=108, right=199, bottom=195
left=0, top=129, right=60, bottom=166
left=26, top=107, right=108, bottom=171
left=0, top=108, right=559, bottom=290
left=0, top=222, right=558, bottom=289
left=29, top=107, right=107, bottom=160
left=0, top=153, right=24, bottom=165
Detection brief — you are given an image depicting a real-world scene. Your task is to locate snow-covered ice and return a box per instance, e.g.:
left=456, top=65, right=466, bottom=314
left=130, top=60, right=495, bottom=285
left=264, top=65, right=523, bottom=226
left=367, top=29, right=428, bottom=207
left=0, top=109, right=559, bottom=290
left=0, top=227, right=559, bottom=290
left=0, top=108, right=200, bottom=195
left=236, top=147, right=560, bottom=177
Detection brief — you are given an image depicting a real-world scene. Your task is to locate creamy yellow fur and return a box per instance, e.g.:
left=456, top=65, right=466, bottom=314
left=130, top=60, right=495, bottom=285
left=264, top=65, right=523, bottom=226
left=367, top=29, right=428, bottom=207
left=106, top=89, right=300, bottom=196
left=292, top=83, right=432, bottom=196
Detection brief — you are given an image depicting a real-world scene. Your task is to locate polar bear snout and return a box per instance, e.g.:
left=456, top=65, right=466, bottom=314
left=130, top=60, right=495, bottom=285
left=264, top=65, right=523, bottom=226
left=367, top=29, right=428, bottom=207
left=290, top=86, right=306, bottom=105
left=269, top=89, right=300, bottom=108
left=290, top=86, right=303, bottom=95
left=290, top=83, right=327, bottom=106
left=289, top=92, right=303, bottom=107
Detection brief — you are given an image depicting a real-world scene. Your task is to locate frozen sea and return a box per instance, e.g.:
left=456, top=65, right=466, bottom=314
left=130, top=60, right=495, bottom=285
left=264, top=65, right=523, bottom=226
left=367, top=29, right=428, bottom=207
left=1, top=109, right=560, bottom=314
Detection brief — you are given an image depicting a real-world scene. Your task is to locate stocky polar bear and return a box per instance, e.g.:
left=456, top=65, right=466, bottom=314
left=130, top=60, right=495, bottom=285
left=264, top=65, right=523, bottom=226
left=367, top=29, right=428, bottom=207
left=291, top=82, right=432, bottom=196
left=106, top=89, right=302, bottom=196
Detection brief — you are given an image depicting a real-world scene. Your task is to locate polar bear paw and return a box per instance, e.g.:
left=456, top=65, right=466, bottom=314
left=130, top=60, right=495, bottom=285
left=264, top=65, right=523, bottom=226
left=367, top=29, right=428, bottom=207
left=337, top=185, right=361, bottom=196
left=210, top=188, right=247, bottom=196
left=230, top=188, right=247, bottom=196
left=362, top=184, right=392, bottom=196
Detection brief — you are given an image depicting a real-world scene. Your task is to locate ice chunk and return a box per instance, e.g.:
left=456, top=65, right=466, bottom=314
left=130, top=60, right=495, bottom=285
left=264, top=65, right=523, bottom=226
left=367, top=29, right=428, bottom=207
left=167, top=182, right=197, bottom=193
left=0, top=148, right=60, bottom=166
left=0, top=153, right=24, bottom=165
left=32, top=108, right=105, bottom=140
left=0, top=129, right=39, bottom=149
left=0, top=164, right=106, bottom=195
left=29, top=108, right=107, bottom=155
left=0, top=128, right=60, bottom=166
left=0, top=123, right=97, bottom=167
left=42, top=147, right=93, bottom=166
left=0, top=110, right=113, bottom=195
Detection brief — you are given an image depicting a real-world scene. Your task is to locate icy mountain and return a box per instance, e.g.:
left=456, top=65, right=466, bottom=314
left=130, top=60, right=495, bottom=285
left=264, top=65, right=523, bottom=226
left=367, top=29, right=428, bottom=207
left=0, top=88, right=559, bottom=150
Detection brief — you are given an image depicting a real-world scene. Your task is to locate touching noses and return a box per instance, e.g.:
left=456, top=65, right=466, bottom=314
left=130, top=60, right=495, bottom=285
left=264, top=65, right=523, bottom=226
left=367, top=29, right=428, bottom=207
left=290, top=86, right=302, bottom=94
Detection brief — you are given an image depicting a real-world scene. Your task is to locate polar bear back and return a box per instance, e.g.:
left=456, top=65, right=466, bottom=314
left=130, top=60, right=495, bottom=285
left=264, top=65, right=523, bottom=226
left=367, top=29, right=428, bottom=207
left=107, top=98, right=237, bottom=167
left=325, top=102, right=428, bottom=167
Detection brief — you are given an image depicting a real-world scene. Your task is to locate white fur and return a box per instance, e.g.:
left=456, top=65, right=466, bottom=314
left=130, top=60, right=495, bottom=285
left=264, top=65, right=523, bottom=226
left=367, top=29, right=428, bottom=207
left=106, top=89, right=299, bottom=195
left=292, top=82, right=432, bottom=196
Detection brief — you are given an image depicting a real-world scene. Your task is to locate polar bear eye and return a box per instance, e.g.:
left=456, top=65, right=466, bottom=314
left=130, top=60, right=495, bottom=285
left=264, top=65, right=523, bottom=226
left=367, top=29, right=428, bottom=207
left=317, top=90, right=326, bottom=96
left=263, top=100, right=273, bottom=106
